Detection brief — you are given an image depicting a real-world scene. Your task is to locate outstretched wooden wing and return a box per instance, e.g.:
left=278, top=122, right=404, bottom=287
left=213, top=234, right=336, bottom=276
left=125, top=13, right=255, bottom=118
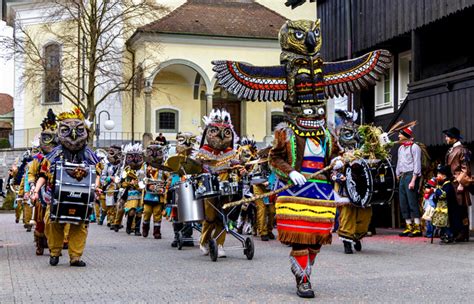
left=322, top=50, right=392, bottom=98
left=212, top=61, right=288, bottom=101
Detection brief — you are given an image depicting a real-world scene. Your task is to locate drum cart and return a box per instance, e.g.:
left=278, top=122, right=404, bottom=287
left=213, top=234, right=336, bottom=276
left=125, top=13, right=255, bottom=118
left=171, top=179, right=203, bottom=250
left=205, top=197, right=255, bottom=262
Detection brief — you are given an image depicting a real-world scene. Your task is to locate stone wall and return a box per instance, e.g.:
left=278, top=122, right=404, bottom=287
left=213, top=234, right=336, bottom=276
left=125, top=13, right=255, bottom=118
left=0, top=148, right=27, bottom=186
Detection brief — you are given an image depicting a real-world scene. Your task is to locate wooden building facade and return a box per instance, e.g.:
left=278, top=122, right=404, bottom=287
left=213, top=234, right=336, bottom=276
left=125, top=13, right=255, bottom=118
left=318, top=0, right=474, bottom=228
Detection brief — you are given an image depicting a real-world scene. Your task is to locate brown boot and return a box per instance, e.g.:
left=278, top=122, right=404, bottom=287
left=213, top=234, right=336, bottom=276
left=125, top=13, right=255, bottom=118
left=153, top=226, right=161, bottom=239
left=142, top=222, right=150, bottom=238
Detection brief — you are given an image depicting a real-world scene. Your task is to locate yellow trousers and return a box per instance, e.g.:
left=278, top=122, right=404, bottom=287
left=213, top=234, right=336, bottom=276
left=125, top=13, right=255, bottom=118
left=44, top=206, right=88, bottom=260
left=200, top=198, right=226, bottom=246
left=143, top=203, right=163, bottom=224
left=114, top=208, right=125, bottom=226
left=337, top=204, right=372, bottom=242
left=94, top=202, right=101, bottom=220
left=254, top=185, right=275, bottom=236
left=106, top=206, right=116, bottom=225
left=15, top=201, right=23, bottom=222
left=22, top=203, right=33, bottom=225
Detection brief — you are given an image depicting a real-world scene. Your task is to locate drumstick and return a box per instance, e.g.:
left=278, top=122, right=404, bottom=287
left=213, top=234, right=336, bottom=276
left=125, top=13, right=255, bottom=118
left=222, top=164, right=334, bottom=209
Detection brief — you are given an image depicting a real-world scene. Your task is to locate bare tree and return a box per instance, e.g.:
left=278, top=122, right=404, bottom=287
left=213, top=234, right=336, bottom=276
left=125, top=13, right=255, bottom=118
left=1, top=0, right=169, bottom=137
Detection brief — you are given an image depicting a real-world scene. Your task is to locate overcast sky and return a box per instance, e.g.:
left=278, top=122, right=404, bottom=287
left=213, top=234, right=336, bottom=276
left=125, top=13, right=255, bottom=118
left=0, top=21, right=14, bottom=96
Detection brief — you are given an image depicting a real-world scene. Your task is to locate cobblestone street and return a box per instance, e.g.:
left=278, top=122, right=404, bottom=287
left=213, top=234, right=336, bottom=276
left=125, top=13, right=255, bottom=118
left=0, top=212, right=473, bottom=303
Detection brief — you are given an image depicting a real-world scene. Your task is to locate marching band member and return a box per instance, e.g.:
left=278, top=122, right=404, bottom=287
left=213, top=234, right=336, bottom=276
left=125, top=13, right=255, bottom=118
left=197, top=109, right=240, bottom=258
left=270, top=103, right=340, bottom=298
left=27, top=111, right=59, bottom=254
left=331, top=110, right=372, bottom=254
left=167, top=132, right=197, bottom=247
left=253, top=146, right=276, bottom=241
left=17, top=150, right=34, bottom=232
left=235, top=137, right=258, bottom=235
left=97, top=145, right=122, bottom=228
left=141, top=141, right=169, bottom=239
left=118, top=143, right=145, bottom=236
left=32, top=107, right=100, bottom=267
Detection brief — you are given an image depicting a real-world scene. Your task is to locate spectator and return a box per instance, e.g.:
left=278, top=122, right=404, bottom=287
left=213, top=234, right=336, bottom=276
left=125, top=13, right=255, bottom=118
left=396, top=126, right=423, bottom=237
left=155, top=133, right=167, bottom=146
left=443, top=127, right=471, bottom=242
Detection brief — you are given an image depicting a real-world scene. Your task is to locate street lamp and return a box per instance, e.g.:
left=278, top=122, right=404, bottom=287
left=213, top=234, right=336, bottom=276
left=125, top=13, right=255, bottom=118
left=96, top=110, right=115, bottom=147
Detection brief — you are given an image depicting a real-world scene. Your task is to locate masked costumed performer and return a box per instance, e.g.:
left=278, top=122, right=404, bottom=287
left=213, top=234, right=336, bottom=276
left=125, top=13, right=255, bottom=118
left=212, top=18, right=391, bottom=297
left=197, top=109, right=240, bottom=258
left=118, top=143, right=145, bottom=236
left=32, top=107, right=100, bottom=267
left=141, top=141, right=169, bottom=239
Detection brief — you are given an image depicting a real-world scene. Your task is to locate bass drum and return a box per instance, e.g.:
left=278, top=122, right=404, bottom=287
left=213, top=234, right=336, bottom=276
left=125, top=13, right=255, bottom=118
left=345, top=158, right=395, bottom=208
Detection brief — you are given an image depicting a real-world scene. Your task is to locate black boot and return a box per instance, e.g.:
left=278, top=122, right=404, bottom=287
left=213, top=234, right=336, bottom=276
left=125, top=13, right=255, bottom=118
left=134, top=217, right=142, bottom=236
left=114, top=224, right=120, bottom=232
left=354, top=240, right=362, bottom=252
left=297, top=282, right=315, bottom=298
left=153, top=225, right=161, bottom=239
left=343, top=241, right=353, bottom=254
left=126, top=216, right=133, bottom=234
left=290, top=255, right=315, bottom=298
left=142, top=222, right=150, bottom=238
left=49, top=256, right=59, bottom=266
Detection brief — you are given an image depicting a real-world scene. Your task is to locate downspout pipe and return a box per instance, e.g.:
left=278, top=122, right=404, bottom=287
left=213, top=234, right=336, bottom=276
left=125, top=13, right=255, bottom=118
left=126, top=44, right=135, bottom=142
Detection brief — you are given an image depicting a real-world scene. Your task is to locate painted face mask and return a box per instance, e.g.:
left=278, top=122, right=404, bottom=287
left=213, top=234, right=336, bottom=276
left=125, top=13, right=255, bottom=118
left=205, top=124, right=233, bottom=151
left=58, top=119, right=88, bottom=152
left=125, top=152, right=144, bottom=170
left=176, top=132, right=197, bottom=155
left=338, top=123, right=360, bottom=150
left=145, top=143, right=165, bottom=167
left=107, top=146, right=122, bottom=165
left=284, top=104, right=326, bottom=137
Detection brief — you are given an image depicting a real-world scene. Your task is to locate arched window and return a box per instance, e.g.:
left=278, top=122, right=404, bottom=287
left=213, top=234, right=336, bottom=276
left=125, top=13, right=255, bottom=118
left=43, top=43, right=61, bottom=104
left=271, top=112, right=285, bottom=132
left=156, top=109, right=179, bottom=133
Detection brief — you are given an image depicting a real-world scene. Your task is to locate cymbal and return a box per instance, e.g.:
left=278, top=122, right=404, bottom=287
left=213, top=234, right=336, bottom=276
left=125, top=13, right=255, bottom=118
left=165, top=155, right=202, bottom=174
left=246, top=158, right=268, bottom=165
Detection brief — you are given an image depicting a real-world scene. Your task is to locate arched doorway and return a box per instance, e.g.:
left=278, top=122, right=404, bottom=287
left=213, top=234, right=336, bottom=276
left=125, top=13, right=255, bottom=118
left=213, top=85, right=241, bottom=137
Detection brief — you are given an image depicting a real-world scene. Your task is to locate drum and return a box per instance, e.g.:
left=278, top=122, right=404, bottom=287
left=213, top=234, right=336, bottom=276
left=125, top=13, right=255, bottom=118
left=176, top=179, right=204, bottom=222
left=345, top=158, right=395, bottom=207
left=194, top=173, right=220, bottom=199
left=51, top=161, right=96, bottom=224
left=219, top=181, right=240, bottom=196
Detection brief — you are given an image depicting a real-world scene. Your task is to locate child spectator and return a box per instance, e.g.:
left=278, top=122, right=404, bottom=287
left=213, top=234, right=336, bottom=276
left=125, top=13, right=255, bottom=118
left=432, top=165, right=458, bottom=244
left=421, top=178, right=436, bottom=238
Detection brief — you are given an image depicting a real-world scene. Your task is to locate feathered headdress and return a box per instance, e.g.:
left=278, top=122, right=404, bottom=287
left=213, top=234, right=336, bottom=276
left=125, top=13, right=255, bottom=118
left=122, top=143, right=143, bottom=154
left=239, top=137, right=257, bottom=151
left=202, top=108, right=233, bottom=127
left=57, top=107, right=85, bottom=121
left=40, top=108, right=57, bottom=131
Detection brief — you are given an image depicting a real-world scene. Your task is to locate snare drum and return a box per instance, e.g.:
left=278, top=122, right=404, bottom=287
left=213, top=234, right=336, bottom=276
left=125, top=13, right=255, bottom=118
left=176, top=180, right=204, bottom=222
left=194, top=173, right=220, bottom=199
left=345, top=158, right=395, bottom=207
left=219, top=181, right=240, bottom=197
left=51, top=161, right=96, bottom=224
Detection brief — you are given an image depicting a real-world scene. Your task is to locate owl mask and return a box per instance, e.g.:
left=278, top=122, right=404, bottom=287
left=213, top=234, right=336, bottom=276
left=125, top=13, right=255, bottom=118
left=237, top=137, right=258, bottom=163
left=176, top=132, right=197, bottom=156
left=335, top=110, right=360, bottom=150
left=284, top=104, right=326, bottom=137
left=58, top=119, right=88, bottom=152
left=40, top=109, right=58, bottom=154
left=107, top=145, right=123, bottom=165
left=145, top=141, right=165, bottom=168
left=123, top=143, right=144, bottom=170
left=201, top=109, right=236, bottom=151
